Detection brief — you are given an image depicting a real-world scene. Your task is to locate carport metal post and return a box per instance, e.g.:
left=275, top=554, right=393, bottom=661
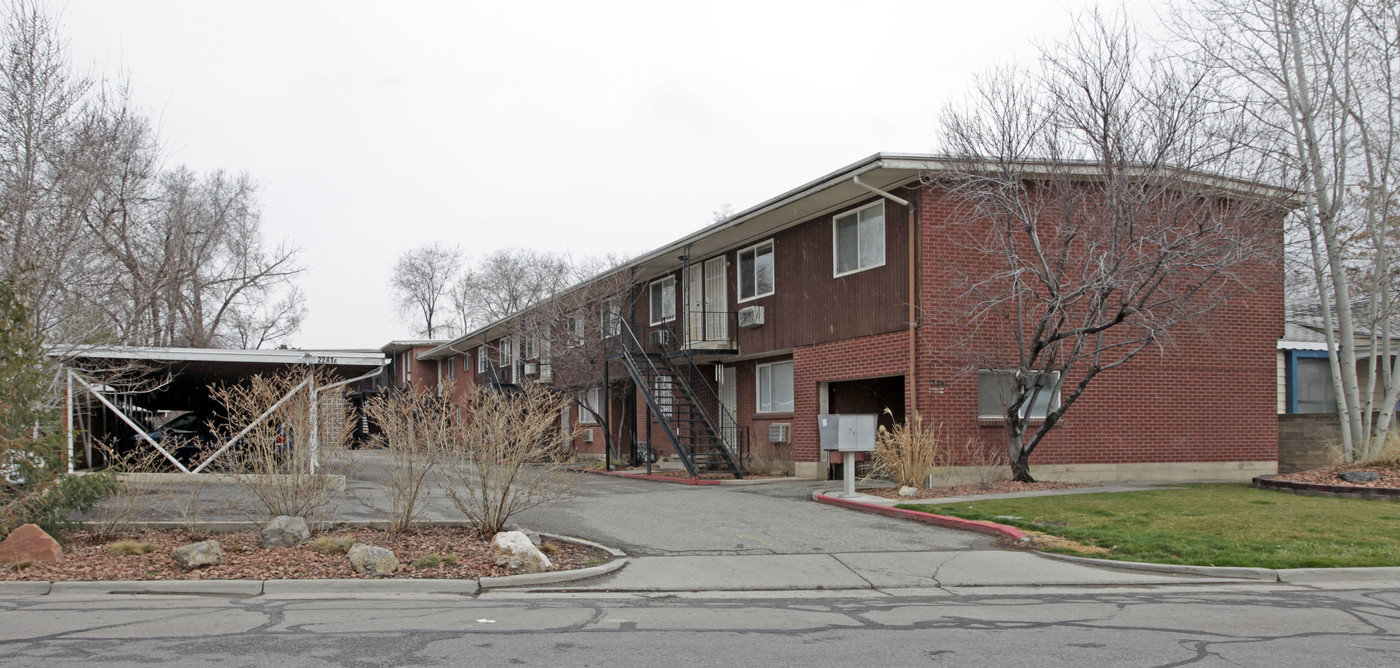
left=65, top=370, right=74, bottom=473
left=307, top=363, right=387, bottom=473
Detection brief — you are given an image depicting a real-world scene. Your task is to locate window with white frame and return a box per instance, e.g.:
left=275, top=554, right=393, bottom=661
left=756, top=360, right=794, bottom=413
left=524, top=335, right=538, bottom=360
left=447, top=358, right=455, bottom=380
left=401, top=352, right=411, bottom=384
left=463, top=353, right=470, bottom=373
left=602, top=299, right=621, bottom=337
left=738, top=240, right=774, bottom=301
left=568, top=316, right=585, bottom=346
left=833, top=201, right=885, bottom=276
left=498, top=337, right=513, bottom=365
left=578, top=388, right=601, bottom=423
left=477, top=346, right=488, bottom=373
left=977, top=370, right=1061, bottom=420
left=650, top=276, right=676, bottom=325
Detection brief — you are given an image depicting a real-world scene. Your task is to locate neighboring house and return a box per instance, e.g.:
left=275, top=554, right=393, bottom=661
left=379, top=340, right=448, bottom=392
left=1278, top=303, right=1400, bottom=415
left=413, top=153, right=1285, bottom=482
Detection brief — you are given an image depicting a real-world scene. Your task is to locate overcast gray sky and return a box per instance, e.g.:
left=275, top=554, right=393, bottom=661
left=60, top=0, right=1152, bottom=349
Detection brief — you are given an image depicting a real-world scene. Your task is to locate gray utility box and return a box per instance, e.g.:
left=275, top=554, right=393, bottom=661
left=818, top=414, right=878, bottom=452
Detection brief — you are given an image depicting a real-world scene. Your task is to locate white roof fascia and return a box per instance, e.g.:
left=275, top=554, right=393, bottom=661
left=49, top=345, right=387, bottom=367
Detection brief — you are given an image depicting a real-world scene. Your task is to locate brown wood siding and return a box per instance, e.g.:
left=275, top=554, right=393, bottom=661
left=732, top=194, right=910, bottom=353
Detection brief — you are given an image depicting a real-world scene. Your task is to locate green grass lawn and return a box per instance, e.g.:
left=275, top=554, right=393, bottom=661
left=898, top=483, right=1400, bottom=569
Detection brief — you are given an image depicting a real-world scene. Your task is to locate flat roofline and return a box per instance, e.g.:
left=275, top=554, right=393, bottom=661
left=422, top=152, right=1299, bottom=360
left=49, top=345, right=387, bottom=367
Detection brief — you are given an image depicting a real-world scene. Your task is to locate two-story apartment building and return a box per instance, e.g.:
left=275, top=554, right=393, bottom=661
left=415, top=153, right=1286, bottom=482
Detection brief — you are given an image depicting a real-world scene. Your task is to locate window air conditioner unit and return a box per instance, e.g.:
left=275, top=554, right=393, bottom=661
left=583, top=428, right=594, bottom=443
left=768, top=422, right=791, bottom=444
left=738, top=305, right=765, bottom=329
left=524, top=362, right=538, bottom=375
left=650, top=330, right=670, bottom=347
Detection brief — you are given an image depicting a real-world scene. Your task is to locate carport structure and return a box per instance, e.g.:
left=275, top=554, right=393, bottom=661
left=51, top=346, right=386, bottom=474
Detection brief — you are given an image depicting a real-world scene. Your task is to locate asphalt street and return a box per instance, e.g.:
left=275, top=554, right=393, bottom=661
left=2, top=586, right=1398, bottom=666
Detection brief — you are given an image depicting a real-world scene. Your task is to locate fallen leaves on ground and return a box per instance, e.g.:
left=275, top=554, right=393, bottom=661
left=1, top=527, right=615, bottom=581
left=1271, top=465, right=1400, bottom=488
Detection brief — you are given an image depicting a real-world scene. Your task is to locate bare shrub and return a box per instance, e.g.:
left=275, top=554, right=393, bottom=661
left=441, top=383, right=579, bottom=539
left=742, top=439, right=789, bottom=477
left=207, top=369, right=352, bottom=524
left=363, top=384, right=451, bottom=532
left=83, top=441, right=165, bottom=539
left=868, top=410, right=949, bottom=489
left=962, top=440, right=1011, bottom=491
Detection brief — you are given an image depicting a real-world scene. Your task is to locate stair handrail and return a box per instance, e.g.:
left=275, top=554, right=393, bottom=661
left=651, top=317, right=743, bottom=458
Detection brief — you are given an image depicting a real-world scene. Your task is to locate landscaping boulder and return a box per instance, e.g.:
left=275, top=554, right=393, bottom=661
left=171, top=540, right=224, bottom=570
left=261, top=516, right=310, bottom=549
left=897, top=486, right=919, bottom=497
left=503, top=524, right=542, bottom=545
left=348, top=543, right=398, bottom=575
left=0, top=524, right=62, bottom=563
left=491, top=530, right=552, bottom=573
left=1339, top=470, right=1381, bottom=484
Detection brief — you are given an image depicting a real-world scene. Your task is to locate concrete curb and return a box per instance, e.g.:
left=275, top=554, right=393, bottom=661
left=1, top=533, right=629, bottom=598
left=1276, top=566, right=1400, bottom=583
left=1038, top=551, right=1278, bottom=580
left=1253, top=474, right=1400, bottom=500
left=569, top=467, right=721, bottom=485
left=262, top=579, right=480, bottom=596
left=479, top=557, right=628, bottom=589
left=814, top=493, right=1030, bottom=542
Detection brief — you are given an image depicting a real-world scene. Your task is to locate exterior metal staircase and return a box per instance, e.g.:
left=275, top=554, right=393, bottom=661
left=615, top=319, right=743, bottom=479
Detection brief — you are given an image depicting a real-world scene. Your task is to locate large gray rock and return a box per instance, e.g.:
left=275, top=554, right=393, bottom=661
left=1339, top=470, right=1381, bottom=483
left=261, top=516, right=310, bottom=549
left=491, top=530, right=552, bottom=573
left=348, top=543, right=398, bottom=575
left=171, top=540, right=224, bottom=570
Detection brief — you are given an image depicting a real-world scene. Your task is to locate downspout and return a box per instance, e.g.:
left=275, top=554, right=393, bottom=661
left=852, top=176, right=917, bottom=418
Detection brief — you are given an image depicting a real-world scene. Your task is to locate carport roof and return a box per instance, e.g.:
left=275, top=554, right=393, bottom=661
left=50, top=346, right=386, bottom=412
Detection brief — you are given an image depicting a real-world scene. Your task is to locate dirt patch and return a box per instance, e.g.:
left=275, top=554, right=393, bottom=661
left=858, top=480, right=1096, bottom=500
left=1272, top=465, right=1400, bottom=488
left=1, top=527, right=615, bottom=581
left=1021, top=530, right=1112, bottom=554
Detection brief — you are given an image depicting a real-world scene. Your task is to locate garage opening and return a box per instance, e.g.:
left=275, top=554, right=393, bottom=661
left=824, top=375, right=905, bottom=480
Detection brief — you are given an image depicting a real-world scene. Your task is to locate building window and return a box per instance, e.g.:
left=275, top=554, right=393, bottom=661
left=977, top=370, right=1061, bottom=419
left=756, top=360, right=794, bottom=413
left=477, top=346, right=488, bottom=373
left=498, top=337, right=513, bottom=366
left=524, top=335, right=538, bottom=360
left=602, top=299, right=621, bottom=337
left=833, top=201, right=885, bottom=276
left=738, top=240, right=774, bottom=302
left=447, top=358, right=455, bottom=380
left=567, top=316, right=585, bottom=346
left=650, top=276, right=676, bottom=325
left=463, top=353, right=470, bottom=373
left=578, top=388, right=601, bottom=423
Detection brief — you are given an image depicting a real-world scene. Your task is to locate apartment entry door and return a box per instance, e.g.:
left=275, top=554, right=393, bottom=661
left=686, top=257, right=729, bottom=346
left=718, top=365, right=738, bottom=451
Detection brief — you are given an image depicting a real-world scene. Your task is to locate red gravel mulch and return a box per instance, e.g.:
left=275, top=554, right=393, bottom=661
left=1, top=527, right=615, bottom=582
left=1270, top=465, right=1400, bottom=489
left=859, top=480, right=1096, bottom=500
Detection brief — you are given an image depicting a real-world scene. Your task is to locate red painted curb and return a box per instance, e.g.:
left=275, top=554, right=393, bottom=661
left=569, top=467, right=722, bottom=486
left=815, top=493, right=1029, bottom=541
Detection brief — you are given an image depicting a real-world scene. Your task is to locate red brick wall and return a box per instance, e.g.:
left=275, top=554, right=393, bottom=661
left=909, top=185, right=1283, bottom=468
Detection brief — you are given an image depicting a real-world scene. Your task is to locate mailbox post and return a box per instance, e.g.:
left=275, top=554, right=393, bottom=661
left=818, top=414, right=877, bottom=497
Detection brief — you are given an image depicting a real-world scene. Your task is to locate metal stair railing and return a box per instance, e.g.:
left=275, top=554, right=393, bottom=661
left=642, top=319, right=743, bottom=478
left=614, top=318, right=741, bottom=478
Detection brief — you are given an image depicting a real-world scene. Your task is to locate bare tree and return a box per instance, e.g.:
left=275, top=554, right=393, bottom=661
left=1, top=1, right=307, bottom=350
left=932, top=10, right=1287, bottom=481
left=390, top=242, right=462, bottom=339
left=447, top=248, right=578, bottom=332
left=1170, top=0, right=1399, bottom=461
